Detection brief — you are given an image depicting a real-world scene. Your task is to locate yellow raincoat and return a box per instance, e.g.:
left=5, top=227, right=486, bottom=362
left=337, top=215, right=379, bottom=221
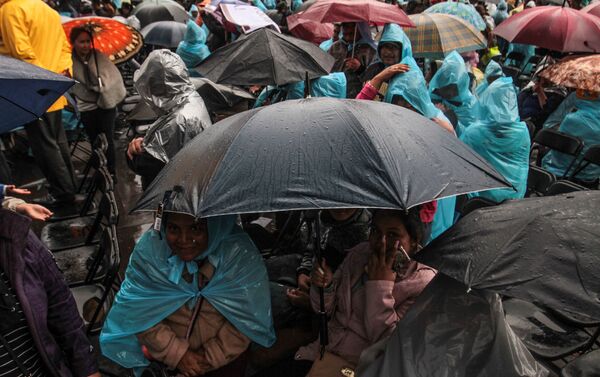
left=0, top=0, right=72, bottom=112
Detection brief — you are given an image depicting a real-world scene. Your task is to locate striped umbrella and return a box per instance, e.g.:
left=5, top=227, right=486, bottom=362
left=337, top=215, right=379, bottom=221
left=424, top=0, right=487, bottom=31
left=404, top=13, right=486, bottom=59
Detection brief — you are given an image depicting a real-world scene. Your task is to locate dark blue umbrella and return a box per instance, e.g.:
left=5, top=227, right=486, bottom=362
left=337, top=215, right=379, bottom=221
left=0, top=54, right=74, bottom=134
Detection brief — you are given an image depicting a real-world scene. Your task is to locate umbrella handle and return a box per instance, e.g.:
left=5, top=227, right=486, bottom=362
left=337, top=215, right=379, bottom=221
left=350, top=23, right=357, bottom=60
left=308, top=211, right=329, bottom=358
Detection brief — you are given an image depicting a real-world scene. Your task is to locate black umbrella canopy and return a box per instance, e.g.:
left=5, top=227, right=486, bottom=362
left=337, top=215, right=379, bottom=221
left=140, top=20, right=186, bottom=48
left=194, top=27, right=335, bottom=86
left=133, top=0, right=189, bottom=28
left=358, top=274, right=548, bottom=377
left=416, top=191, right=600, bottom=321
left=133, top=98, right=509, bottom=216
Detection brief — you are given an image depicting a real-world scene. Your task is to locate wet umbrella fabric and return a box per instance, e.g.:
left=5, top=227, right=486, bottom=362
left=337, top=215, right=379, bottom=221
left=493, top=6, right=600, bottom=53
left=141, top=20, right=187, bottom=48
left=0, top=55, right=74, bottom=133
left=195, top=28, right=335, bottom=86
left=415, top=191, right=600, bottom=322
left=357, top=274, right=549, bottom=377
left=133, top=98, right=510, bottom=216
left=295, top=0, right=414, bottom=27
left=133, top=0, right=189, bottom=28
left=287, top=12, right=334, bottom=44
left=582, top=1, right=600, bottom=18
left=424, top=0, right=486, bottom=31
left=538, top=54, right=600, bottom=93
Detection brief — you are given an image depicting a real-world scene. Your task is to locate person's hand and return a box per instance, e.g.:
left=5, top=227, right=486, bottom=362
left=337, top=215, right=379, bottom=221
left=370, top=64, right=410, bottom=90
left=87, top=373, right=101, bottom=377
left=297, top=273, right=311, bottom=292
left=432, top=117, right=456, bottom=135
left=286, top=288, right=311, bottom=309
left=126, top=137, right=145, bottom=160
left=4, top=185, right=31, bottom=195
left=310, top=259, right=333, bottom=288
left=177, top=350, right=209, bottom=377
left=249, top=85, right=263, bottom=95
left=343, top=57, right=362, bottom=72
left=61, top=69, right=71, bottom=78
left=367, top=235, right=398, bottom=281
left=15, top=203, right=53, bottom=221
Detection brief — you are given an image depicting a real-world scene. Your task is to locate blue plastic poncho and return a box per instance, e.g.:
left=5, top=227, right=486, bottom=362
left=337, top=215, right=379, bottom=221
left=429, top=51, right=480, bottom=136
left=100, top=215, right=276, bottom=371
left=460, top=77, right=530, bottom=202
left=542, top=91, right=577, bottom=129
left=542, top=95, right=600, bottom=181
left=291, top=0, right=303, bottom=11
left=384, top=57, right=448, bottom=123
left=377, top=23, right=412, bottom=63
left=493, top=0, right=509, bottom=26
left=262, top=0, right=276, bottom=9
left=320, top=38, right=334, bottom=51
left=505, top=43, right=536, bottom=75
left=475, top=60, right=504, bottom=98
left=285, top=72, right=347, bottom=100
left=176, top=20, right=211, bottom=70
left=252, top=0, right=268, bottom=12
left=188, top=4, right=198, bottom=17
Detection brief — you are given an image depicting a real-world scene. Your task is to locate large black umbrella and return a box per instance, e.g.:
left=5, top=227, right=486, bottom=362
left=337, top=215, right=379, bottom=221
left=133, top=98, right=510, bottom=216
left=358, top=274, right=548, bottom=377
left=133, top=0, right=189, bottom=28
left=140, top=20, right=186, bottom=48
left=194, top=28, right=335, bottom=86
left=416, top=191, right=600, bottom=321
left=0, top=55, right=74, bottom=134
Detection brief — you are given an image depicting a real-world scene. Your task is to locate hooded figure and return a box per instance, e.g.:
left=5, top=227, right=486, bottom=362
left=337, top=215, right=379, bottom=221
left=460, top=77, right=530, bottom=202
left=384, top=57, right=455, bottom=241
left=475, top=60, right=504, bottom=97
left=362, top=23, right=413, bottom=83
left=493, top=0, right=509, bottom=26
left=505, top=43, right=536, bottom=75
left=542, top=93, right=600, bottom=181
left=429, top=51, right=480, bottom=136
left=176, top=20, right=211, bottom=71
left=284, top=72, right=348, bottom=100
left=100, top=213, right=276, bottom=374
left=127, top=50, right=212, bottom=189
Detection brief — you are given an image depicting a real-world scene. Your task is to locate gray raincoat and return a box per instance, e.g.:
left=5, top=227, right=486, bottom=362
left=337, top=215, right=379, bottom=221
left=135, top=49, right=212, bottom=164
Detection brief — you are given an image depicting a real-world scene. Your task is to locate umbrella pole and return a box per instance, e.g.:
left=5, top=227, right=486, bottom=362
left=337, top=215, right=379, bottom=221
left=350, top=23, right=357, bottom=59
left=309, top=211, right=328, bottom=359
left=89, top=26, right=103, bottom=89
left=304, top=71, right=312, bottom=98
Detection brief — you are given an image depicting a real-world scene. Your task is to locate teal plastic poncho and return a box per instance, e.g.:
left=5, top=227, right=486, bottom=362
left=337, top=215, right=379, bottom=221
left=542, top=95, right=600, bottom=181
left=493, top=0, right=509, bottom=26
left=384, top=57, right=448, bottom=123
left=320, top=38, right=334, bottom=51
left=285, top=72, right=347, bottom=100
left=460, top=77, right=530, bottom=202
left=188, top=4, right=198, bottom=17
left=377, top=23, right=412, bottom=63
left=262, top=0, right=276, bottom=9
left=176, top=20, right=211, bottom=70
left=505, top=43, right=536, bottom=75
left=429, top=51, right=479, bottom=136
left=291, top=0, right=303, bottom=11
left=100, top=215, right=276, bottom=371
left=252, top=0, right=268, bottom=12
left=475, top=60, right=504, bottom=98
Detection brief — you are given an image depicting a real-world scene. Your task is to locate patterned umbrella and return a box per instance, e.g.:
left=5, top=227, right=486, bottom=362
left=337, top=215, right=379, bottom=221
left=538, top=55, right=600, bottom=93
left=404, top=13, right=486, bottom=59
left=63, top=17, right=143, bottom=64
left=424, top=0, right=486, bottom=31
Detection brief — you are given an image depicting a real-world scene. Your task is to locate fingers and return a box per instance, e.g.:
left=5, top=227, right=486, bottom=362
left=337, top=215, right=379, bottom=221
left=385, top=240, right=400, bottom=267
left=10, top=188, right=31, bottom=195
left=311, top=259, right=332, bottom=288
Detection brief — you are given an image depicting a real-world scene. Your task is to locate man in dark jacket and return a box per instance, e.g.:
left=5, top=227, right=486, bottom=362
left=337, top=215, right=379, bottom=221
left=0, top=209, right=100, bottom=377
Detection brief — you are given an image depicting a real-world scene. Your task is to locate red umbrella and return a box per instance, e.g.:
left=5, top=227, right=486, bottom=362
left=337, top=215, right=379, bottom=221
left=581, top=2, right=600, bottom=18
left=295, top=0, right=414, bottom=27
left=63, top=17, right=143, bottom=64
left=287, top=12, right=334, bottom=44
left=493, top=6, right=600, bottom=53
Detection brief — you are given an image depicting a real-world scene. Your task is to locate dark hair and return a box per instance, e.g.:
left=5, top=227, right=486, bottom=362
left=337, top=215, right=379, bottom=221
left=371, top=208, right=426, bottom=246
left=69, top=25, right=93, bottom=44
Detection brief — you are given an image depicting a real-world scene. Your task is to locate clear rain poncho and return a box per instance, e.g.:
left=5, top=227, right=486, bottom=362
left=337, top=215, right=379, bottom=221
left=542, top=94, right=600, bottom=181
left=134, top=50, right=212, bottom=164
left=100, top=215, right=276, bottom=372
left=460, top=77, right=530, bottom=202
left=476, top=60, right=504, bottom=98
left=377, top=23, right=413, bottom=63
left=176, top=20, right=211, bottom=70
left=429, top=51, right=480, bottom=136
left=383, top=56, right=455, bottom=241
left=284, top=72, right=347, bottom=100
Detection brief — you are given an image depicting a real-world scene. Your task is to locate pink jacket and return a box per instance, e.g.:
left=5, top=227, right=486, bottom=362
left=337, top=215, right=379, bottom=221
left=295, top=242, right=436, bottom=364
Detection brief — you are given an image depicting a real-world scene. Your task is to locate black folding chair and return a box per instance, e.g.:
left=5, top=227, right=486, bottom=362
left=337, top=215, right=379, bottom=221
left=526, top=165, right=556, bottom=197
left=531, top=129, right=584, bottom=178
left=569, top=144, right=600, bottom=184
left=524, top=119, right=538, bottom=141
left=545, top=180, right=588, bottom=196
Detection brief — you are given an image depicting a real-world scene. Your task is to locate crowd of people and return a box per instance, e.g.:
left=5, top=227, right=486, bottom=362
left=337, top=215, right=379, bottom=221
left=0, top=0, right=599, bottom=376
